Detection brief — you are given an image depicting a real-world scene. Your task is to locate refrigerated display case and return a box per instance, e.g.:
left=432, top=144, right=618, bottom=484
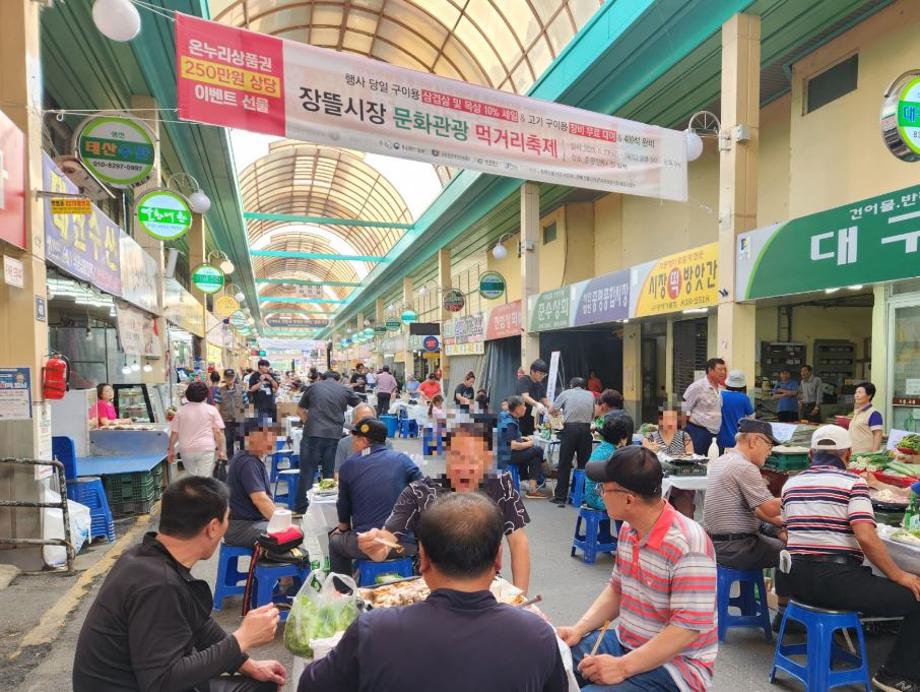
left=113, top=384, right=168, bottom=424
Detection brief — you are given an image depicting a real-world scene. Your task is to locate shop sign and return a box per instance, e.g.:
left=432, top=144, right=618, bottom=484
left=381, top=334, right=406, bottom=353
left=631, top=242, right=718, bottom=317
left=479, top=271, right=506, bottom=300
left=175, top=14, right=688, bottom=201
left=528, top=286, right=571, bottom=332
left=445, top=341, right=485, bottom=356
left=35, top=296, right=46, bottom=322
left=74, top=115, right=156, bottom=187
left=42, top=154, right=122, bottom=296
left=50, top=198, right=91, bottom=215
left=485, top=300, right=522, bottom=340
left=422, top=335, right=440, bottom=353
left=214, top=295, right=240, bottom=318
left=0, top=367, right=31, bottom=420
left=881, top=73, right=920, bottom=162
left=115, top=304, right=161, bottom=358
left=264, top=315, right=329, bottom=328
left=206, top=341, right=223, bottom=366
left=119, top=234, right=159, bottom=314
left=3, top=255, right=23, bottom=288
left=136, top=188, right=193, bottom=241
left=442, top=288, right=466, bottom=313
left=385, top=318, right=401, bottom=331
left=736, top=185, right=920, bottom=300
left=191, top=263, right=225, bottom=294
left=442, top=313, right=484, bottom=345
left=373, top=325, right=387, bottom=333
left=573, top=269, right=630, bottom=326
left=0, top=110, right=26, bottom=249
left=164, top=277, right=204, bottom=336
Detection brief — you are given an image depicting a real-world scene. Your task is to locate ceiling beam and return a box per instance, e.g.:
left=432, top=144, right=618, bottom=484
left=244, top=212, right=413, bottom=229
left=258, top=297, right=348, bottom=304
left=250, top=250, right=390, bottom=262
left=256, top=278, right=363, bottom=287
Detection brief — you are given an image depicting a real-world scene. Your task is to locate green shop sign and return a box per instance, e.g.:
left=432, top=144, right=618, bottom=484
left=528, top=286, right=571, bottom=332
left=385, top=318, right=401, bottom=331
left=737, top=184, right=920, bottom=300
left=75, top=115, right=155, bottom=187
left=881, top=73, right=920, bottom=162
left=190, top=264, right=225, bottom=294
left=479, top=271, right=506, bottom=300
left=136, top=189, right=193, bottom=241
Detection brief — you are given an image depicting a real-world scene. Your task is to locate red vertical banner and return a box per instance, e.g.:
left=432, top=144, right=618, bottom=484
left=0, top=109, right=26, bottom=249
left=175, top=13, right=286, bottom=136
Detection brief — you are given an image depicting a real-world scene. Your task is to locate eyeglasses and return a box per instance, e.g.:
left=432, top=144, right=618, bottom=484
left=754, top=435, right=775, bottom=448
left=598, top=485, right=633, bottom=498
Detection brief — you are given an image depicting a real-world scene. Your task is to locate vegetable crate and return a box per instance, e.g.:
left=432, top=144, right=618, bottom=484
left=110, top=496, right=158, bottom=516
left=103, top=463, right=165, bottom=510
left=765, top=453, right=809, bottom=472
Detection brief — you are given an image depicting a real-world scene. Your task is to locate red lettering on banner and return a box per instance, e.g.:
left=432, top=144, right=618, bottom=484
left=568, top=122, right=618, bottom=143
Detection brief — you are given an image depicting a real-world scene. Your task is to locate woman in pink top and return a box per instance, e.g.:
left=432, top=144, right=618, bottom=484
left=167, top=381, right=226, bottom=477
left=94, top=383, right=132, bottom=427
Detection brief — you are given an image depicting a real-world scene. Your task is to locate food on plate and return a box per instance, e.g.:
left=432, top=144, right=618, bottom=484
left=869, top=487, right=910, bottom=506
left=638, top=423, right=658, bottom=435
left=318, top=478, right=337, bottom=491
left=360, top=577, right=529, bottom=609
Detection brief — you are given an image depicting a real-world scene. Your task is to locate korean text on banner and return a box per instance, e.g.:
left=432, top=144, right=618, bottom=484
left=116, top=305, right=161, bottom=358
left=0, top=109, right=26, bottom=249
left=736, top=185, right=920, bottom=300
left=119, top=234, right=160, bottom=314
left=485, top=301, right=522, bottom=341
left=631, top=243, right=719, bottom=317
left=175, top=14, right=688, bottom=200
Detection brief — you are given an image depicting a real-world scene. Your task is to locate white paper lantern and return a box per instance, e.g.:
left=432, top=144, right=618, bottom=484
left=92, top=0, right=141, bottom=42
left=685, top=129, right=704, bottom=162
left=491, top=242, right=508, bottom=260
left=188, top=190, right=212, bottom=214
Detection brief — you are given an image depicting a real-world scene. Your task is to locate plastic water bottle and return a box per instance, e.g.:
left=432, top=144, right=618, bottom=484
left=707, top=438, right=719, bottom=462
left=301, top=513, right=328, bottom=572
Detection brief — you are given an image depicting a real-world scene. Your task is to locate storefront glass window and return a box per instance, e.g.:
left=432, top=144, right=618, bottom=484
left=891, top=304, right=920, bottom=432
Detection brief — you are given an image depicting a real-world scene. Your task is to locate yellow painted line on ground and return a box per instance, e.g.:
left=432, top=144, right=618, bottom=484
left=10, top=509, right=155, bottom=657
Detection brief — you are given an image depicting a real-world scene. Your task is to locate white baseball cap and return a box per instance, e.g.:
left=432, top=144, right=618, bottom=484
left=811, top=424, right=852, bottom=451
left=725, top=370, right=747, bottom=388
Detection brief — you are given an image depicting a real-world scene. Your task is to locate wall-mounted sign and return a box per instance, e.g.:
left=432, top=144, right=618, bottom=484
left=0, top=367, right=31, bottom=420
left=190, top=264, right=225, bottom=294
left=136, top=188, right=193, bottom=241
left=175, top=13, right=688, bottom=201
left=116, top=305, right=161, bottom=358
left=385, top=318, right=401, bottom=331
left=164, top=277, right=204, bottom=336
left=422, top=335, right=440, bottom=353
left=881, top=72, right=920, bottom=162
left=442, top=288, right=466, bottom=313
left=50, top=198, right=91, bottom=215
left=0, top=109, right=26, bottom=249
left=119, top=234, right=160, bottom=314
left=479, top=271, right=506, bottom=300
left=400, top=309, right=419, bottom=324
left=264, top=316, right=329, bottom=328
left=442, top=313, right=484, bottom=346
left=373, top=325, right=387, bottom=333
left=3, top=255, right=24, bottom=288
left=631, top=244, right=718, bottom=317
left=736, top=185, right=920, bottom=300
left=485, top=300, right=522, bottom=340
left=214, top=295, right=240, bottom=318
left=75, top=115, right=156, bottom=187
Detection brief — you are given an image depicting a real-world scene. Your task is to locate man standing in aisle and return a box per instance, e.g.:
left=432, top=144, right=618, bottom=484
left=781, top=425, right=920, bottom=692
left=349, top=363, right=368, bottom=400
left=772, top=368, right=800, bottom=423
left=374, top=365, right=399, bottom=416
left=296, top=370, right=362, bottom=513
left=248, top=359, right=279, bottom=422
left=329, top=417, right=422, bottom=575
left=214, top=368, right=249, bottom=459
left=549, top=377, right=596, bottom=507
left=682, top=358, right=726, bottom=456
left=798, top=365, right=824, bottom=424
left=558, top=446, right=717, bottom=691
left=516, top=359, right=550, bottom=437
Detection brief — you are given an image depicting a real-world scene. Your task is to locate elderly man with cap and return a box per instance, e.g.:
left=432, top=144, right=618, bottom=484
left=329, top=417, right=423, bottom=576
left=704, top=419, right=786, bottom=572
left=333, top=402, right=394, bottom=478
left=550, top=377, right=597, bottom=506
left=780, top=424, right=920, bottom=692
left=558, top=446, right=717, bottom=691
left=516, top=359, right=550, bottom=437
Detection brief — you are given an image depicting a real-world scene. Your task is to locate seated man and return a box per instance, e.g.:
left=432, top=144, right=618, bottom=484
left=73, top=477, right=285, bottom=692
left=703, top=418, right=786, bottom=570
left=781, top=425, right=920, bottom=692
left=329, top=417, right=422, bottom=575
left=299, top=493, right=566, bottom=691
left=558, top=446, right=717, bottom=691
left=224, top=419, right=279, bottom=547
left=499, top=395, right=547, bottom=499
left=333, top=402, right=376, bottom=477
left=358, top=421, right=533, bottom=593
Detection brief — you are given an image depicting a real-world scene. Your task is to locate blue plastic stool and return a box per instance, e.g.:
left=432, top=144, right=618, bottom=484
left=422, top=426, right=443, bottom=455
left=770, top=600, right=870, bottom=691
left=270, top=451, right=298, bottom=484
left=250, top=561, right=309, bottom=622
left=275, top=439, right=287, bottom=451
left=273, top=469, right=300, bottom=508
left=506, top=464, right=521, bottom=492
left=568, top=469, right=586, bottom=507
left=356, top=557, right=414, bottom=587
left=397, top=410, right=418, bottom=438
left=213, top=543, right=253, bottom=610
left=68, top=477, right=116, bottom=543
left=380, top=415, right=398, bottom=437
left=716, top=566, right=772, bottom=642
left=571, top=508, right=618, bottom=565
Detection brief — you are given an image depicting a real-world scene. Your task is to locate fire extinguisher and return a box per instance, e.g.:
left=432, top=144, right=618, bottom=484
left=43, top=353, right=70, bottom=400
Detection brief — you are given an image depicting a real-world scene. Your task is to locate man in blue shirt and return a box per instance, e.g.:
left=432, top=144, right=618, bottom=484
left=499, top=395, right=546, bottom=499
left=772, top=368, right=800, bottom=423
left=225, top=420, right=279, bottom=548
left=329, top=417, right=422, bottom=575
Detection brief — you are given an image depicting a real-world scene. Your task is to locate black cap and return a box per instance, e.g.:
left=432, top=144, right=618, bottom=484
left=585, top=446, right=663, bottom=498
left=350, top=416, right=388, bottom=444
left=223, top=368, right=236, bottom=377
left=737, top=418, right=781, bottom=445
left=530, top=359, right=548, bottom=373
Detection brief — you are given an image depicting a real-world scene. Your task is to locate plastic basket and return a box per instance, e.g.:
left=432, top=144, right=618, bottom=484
left=103, top=463, right=165, bottom=503
left=110, top=496, right=158, bottom=516
left=764, top=453, right=810, bottom=472
left=873, top=471, right=919, bottom=488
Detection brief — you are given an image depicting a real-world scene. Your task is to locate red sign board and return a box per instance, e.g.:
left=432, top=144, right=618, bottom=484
left=176, top=13, right=286, bottom=136
left=0, top=109, right=26, bottom=249
left=485, top=300, right=522, bottom=341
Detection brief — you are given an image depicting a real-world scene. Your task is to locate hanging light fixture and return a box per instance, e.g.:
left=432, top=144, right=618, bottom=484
left=400, top=308, right=419, bottom=324
left=167, top=173, right=211, bottom=214
left=491, top=233, right=515, bottom=260
left=92, top=0, right=141, bottom=42
left=219, top=256, right=235, bottom=275
left=142, top=363, right=153, bottom=373
left=685, top=111, right=725, bottom=162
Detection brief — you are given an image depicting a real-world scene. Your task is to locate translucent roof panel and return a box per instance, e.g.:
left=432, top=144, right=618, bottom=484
left=209, top=0, right=605, bottom=94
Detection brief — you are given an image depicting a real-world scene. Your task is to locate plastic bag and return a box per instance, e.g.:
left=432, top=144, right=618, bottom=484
left=283, top=569, right=362, bottom=658
left=42, top=487, right=91, bottom=567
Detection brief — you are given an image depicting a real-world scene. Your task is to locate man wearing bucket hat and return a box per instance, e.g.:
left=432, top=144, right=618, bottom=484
left=558, top=446, right=717, bottom=691
left=329, top=417, right=422, bottom=575
left=716, top=369, right=755, bottom=453
left=781, top=424, right=920, bottom=692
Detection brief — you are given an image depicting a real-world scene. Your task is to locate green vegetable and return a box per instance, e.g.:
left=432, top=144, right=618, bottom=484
left=897, top=435, right=920, bottom=453
left=283, top=584, right=361, bottom=657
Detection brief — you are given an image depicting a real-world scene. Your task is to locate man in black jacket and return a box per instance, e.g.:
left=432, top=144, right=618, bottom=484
left=298, top=492, right=567, bottom=692
left=73, top=476, right=286, bottom=692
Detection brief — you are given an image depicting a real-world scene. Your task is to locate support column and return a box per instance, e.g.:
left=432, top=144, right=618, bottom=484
left=374, top=298, right=385, bottom=370
left=622, top=323, right=642, bottom=420
left=356, top=312, right=365, bottom=369
left=520, top=182, right=540, bottom=368
left=716, top=13, right=760, bottom=381
left=187, top=214, right=208, bottom=365
left=438, top=248, right=452, bottom=384
left=665, top=319, right=675, bottom=408
left=402, top=277, right=414, bottom=376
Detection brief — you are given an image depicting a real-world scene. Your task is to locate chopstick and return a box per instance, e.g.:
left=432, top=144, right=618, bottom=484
left=590, top=620, right=612, bottom=656
left=373, top=536, right=405, bottom=554
left=516, top=594, right=542, bottom=608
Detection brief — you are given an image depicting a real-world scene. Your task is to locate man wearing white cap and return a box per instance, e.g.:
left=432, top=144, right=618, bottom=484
left=780, top=424, right=920, bottom=692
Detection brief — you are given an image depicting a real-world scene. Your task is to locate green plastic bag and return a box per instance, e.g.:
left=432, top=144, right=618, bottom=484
left=283, top=569, right=361, bottom=658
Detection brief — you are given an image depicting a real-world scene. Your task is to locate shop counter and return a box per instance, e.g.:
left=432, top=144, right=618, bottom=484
left=77, top=453, right=166, bottom=477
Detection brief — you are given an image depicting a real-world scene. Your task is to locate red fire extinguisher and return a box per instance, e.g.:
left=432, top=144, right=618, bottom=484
left=43, top=353, right=69, bottom=400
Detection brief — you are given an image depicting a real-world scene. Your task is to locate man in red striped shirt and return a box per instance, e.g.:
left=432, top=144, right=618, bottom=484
left=558, top=446, right=717, bottom=691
